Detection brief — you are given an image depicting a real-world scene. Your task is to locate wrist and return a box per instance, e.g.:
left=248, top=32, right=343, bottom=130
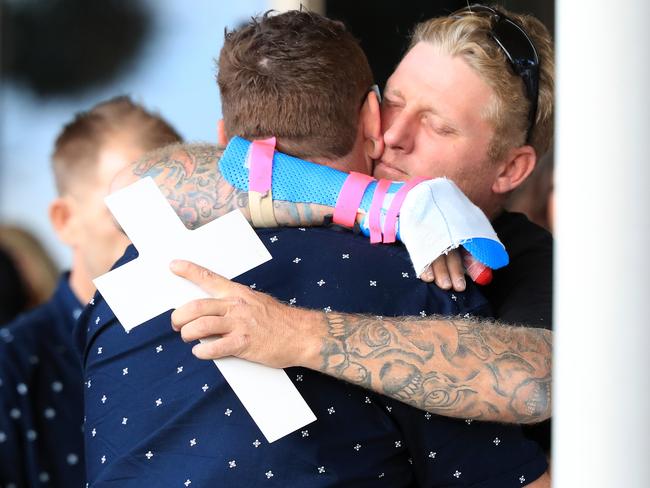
left=291, top=308, right=327, bottom=370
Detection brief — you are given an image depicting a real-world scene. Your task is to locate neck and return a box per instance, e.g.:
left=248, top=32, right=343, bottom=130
left=68, top=253, right=96, bottom=304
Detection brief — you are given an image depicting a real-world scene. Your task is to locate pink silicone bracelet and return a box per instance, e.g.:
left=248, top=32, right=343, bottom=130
left=382, top=177, right=427, bottom=243
left=369, top=179, right=392, bottom=244
left=333, top=172, right=375, bottom=228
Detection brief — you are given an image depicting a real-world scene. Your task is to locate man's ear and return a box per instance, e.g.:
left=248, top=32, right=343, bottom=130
left=492, top=145, right=537, bottom=195
left=49, top=197, right=78, bottom=246
left=360, top=90, right=384, bottom=160
left=217, top=119, right=228, bottom=147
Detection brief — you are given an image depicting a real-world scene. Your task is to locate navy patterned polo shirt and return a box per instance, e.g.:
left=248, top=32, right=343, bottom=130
left=0, top=274, right=85, bottom=487
left=76, top=227, right=547, bottom=487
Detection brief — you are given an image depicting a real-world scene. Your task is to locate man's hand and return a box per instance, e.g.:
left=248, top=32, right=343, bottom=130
left=419, top=250, right=466, bottom=291
left=169, top=260, right=322, bottom=369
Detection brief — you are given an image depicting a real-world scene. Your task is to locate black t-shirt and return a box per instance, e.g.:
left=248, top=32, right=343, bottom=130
left=484, top=211, right=553, bottom=329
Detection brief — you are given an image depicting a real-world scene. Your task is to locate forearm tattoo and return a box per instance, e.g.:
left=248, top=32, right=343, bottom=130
left=320, top=313, right=552, bottom=424
left=131, top=143, right=332, bottom=229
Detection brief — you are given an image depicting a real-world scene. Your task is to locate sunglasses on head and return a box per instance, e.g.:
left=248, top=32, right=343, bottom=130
left=451, top=4, right=540, bottom=144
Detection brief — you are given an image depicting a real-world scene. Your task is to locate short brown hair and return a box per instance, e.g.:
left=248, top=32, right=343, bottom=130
left=52, top=96, right=182, bottom=194
left=217, top=10, right=373, bottom=160
left=411, top=6, right=554, bottom=161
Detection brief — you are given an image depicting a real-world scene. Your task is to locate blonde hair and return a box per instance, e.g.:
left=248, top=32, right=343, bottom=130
left=410, top=6, right=554, bottom=161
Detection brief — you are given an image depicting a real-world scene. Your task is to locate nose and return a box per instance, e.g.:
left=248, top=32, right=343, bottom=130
left=383, top=109, right=414, bottom=153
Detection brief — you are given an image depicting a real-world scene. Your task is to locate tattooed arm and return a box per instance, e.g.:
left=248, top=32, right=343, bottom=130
left=112, top=142, right=335, bottom=230
left=169, top=260, right=552, bottom=424
left=111, top=141, right=473, bottom=290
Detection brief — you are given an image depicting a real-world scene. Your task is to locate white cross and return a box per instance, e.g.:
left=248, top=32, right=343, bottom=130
left=95, top=317, right=100, bottom=325
left=317, top=279, right=326, bottom=287
left=97, top=347, right=103, bottom=355
left=451, top=294, right=457, bottom=301
left=224, top=408, right=232, bottom=416
left=301, top=430, right=309, bottom=437
left=145, top=451, right=153, bottom=460
left=270, top=236, right=278, bottom=243
left=190, top=438, right=197, bottom=446
left=428, top=451, right=436, bottom=459
left=289, top=298, right=297, bottom=305
left=100, top=395, right=107, bottom=404
left=402, top=272, right=409, bottom=278
left=228, top=460, right=237, bottom=468
left=122, top=368, right=128, bottom=375
left=386, top=405, right=392, bottom=412
left=122, top=417, right=128, bottom=425
left=265, top=471, right=274, bottom=479
left=89, top=298, right=95, bottom=305
left=318, top=466, right=325, bottom=474
left=354, top=444, right=361, bottom=451
left=493, top=437, right=501, bottom=445
left=101, top=455, right=106, bottom=464
left=465, top=419, right=473, bottom=425
left=155, top=398, right=162, bottom=407
left=156, top=345, right=163, bottom=353
left=454, top=470, right=461, bottom=478
left=253, top=439, right=261, bottom=448
left=424, top=412, right=432, bottom=420
left=519, top=476, right=526, bottom=484
left=394, top=440, right=401, bottom=448
left=249, top=283, right=257, bottom=289
left=369, top=281, right=377, bottom=286
left=177, top=366, right=183, bottom=374
left=298, top=227, right=306, bottom=231
left=296, top=374, right=303, bottom=382
left=342, top=254, right=350, bottom=259
left=364, top=397, right=372, bottom=404
left=464, top=312, right=471, bottom=319
left=202, top=384, right=209, bottom=392
left=87, top=379, right=92, bottom=388
left=93, top=177, right=315, bottom=443
left=293, top=257, right=301, bottom=263
left=184, top=480, right=191, bottom=487
left=91, top=428, right=96, bottom=437
left=378, top=473, right=385, bottom=479
left=327, top=406, right=335, bottom=415
left=323, top=306, right=332, bottom=313
left=420, top=311, right=427, bottom=317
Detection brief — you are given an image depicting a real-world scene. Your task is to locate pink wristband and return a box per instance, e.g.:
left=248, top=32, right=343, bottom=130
left=382, top=177, right=427, bottom=243
left=369, top=179, right=392, bottom=244
left=248, top=137, right=276, bottom=193
left=333, top=172, right=375, bottom=228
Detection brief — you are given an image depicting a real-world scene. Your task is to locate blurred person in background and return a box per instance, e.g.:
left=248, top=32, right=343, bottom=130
left=0, top=246, right=30, bottom=325
left=0, top=96, right=182, bottom=487
left=0, top=225, right=59, bottom=314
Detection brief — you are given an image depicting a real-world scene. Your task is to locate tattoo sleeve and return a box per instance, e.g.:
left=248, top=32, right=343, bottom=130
left=130, top=143, right=334, bottom=229
left=320, top=312, right=552, bottom=424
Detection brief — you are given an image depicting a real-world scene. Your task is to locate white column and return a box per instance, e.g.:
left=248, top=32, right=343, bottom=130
left=268, top=0, right=325, bottom=14
left=555, top=2, right=650, bottom=487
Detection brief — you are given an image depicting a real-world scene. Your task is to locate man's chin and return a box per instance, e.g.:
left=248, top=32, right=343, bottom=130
left=373, top=161, right=408, bottom=182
